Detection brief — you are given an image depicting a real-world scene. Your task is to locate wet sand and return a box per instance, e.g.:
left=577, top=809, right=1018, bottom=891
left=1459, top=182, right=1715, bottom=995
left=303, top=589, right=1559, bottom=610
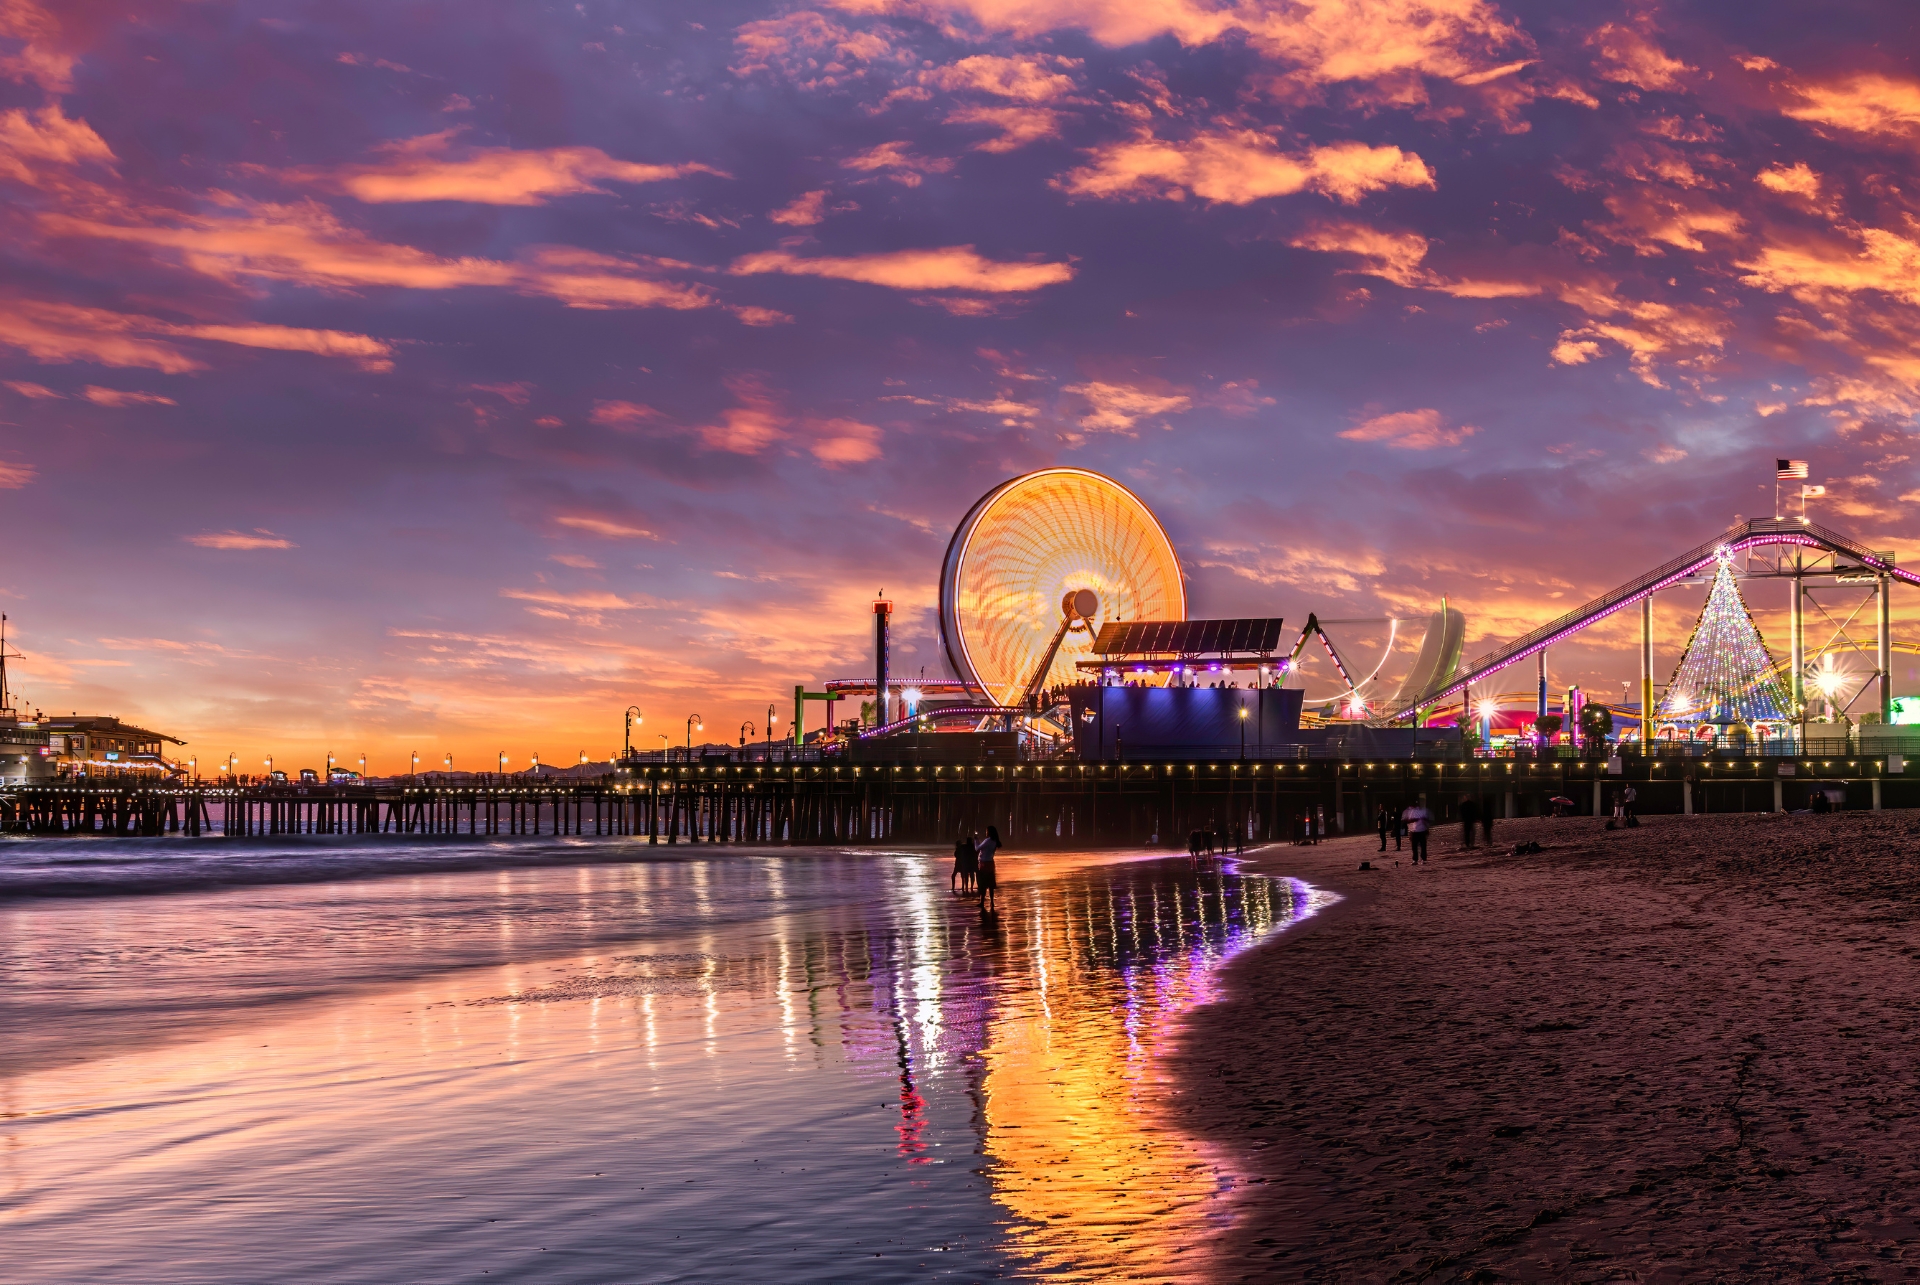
left=1180, top=812, right=1920, bottom=1282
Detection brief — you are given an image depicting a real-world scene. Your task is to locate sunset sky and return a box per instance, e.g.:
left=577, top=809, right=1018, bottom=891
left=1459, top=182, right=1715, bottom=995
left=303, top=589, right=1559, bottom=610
left=3, top=0, right=1918, bottom=769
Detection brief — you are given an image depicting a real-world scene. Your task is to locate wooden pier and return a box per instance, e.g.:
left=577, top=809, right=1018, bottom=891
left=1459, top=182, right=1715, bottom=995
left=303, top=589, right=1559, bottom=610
left=3, top=750, right=1915, bottom=844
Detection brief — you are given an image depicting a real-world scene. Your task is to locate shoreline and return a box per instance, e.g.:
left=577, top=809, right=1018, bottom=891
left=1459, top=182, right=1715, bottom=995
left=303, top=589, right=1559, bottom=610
left=1179, top=812, right=1920, bottom=1280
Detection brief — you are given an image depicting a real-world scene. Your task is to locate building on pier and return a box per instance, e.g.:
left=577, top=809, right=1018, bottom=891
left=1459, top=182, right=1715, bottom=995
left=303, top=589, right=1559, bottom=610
left=40, top=715, right=185, bottom=778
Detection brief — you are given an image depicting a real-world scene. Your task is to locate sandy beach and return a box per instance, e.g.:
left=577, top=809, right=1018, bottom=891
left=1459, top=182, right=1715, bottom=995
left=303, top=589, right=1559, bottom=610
left=1179, top=812, right=1920, bottom=1282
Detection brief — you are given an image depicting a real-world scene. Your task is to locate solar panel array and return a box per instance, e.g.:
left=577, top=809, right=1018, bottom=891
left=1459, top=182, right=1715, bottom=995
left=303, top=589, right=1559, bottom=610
left=1090, top=618, right=1285, bottom=656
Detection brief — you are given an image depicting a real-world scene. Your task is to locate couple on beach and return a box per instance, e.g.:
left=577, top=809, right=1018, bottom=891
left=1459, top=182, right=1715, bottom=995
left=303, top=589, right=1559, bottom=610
left=1377, top=802, right=1431, bottom=863
left=951, top=826, right=1001, bottom=909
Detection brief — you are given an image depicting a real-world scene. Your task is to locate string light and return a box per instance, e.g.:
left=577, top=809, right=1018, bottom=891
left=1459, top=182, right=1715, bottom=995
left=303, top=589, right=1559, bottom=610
left=1655, top=556, right=1791, bottom=737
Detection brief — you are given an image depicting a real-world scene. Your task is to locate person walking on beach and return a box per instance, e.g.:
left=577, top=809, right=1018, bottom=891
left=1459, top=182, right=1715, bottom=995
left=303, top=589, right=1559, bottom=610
left=1403, top=801, right=1430, bottom=864
left=975, top=825, right=1001, bottom=911
left=953, top=830, right=977, bottom=893
left=1459, top=796, right=1479, bottom=849
left=1375, top=804, right=1390, bottom=852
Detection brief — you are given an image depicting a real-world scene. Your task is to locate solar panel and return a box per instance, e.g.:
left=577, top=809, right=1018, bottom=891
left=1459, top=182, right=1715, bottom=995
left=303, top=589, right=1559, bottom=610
left=1091, top=618, right=1284, bottom=656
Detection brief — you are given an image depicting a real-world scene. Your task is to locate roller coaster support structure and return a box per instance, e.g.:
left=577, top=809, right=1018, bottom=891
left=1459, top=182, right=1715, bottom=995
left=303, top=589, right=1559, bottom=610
left=1381, top=517, right=1920, bottom=728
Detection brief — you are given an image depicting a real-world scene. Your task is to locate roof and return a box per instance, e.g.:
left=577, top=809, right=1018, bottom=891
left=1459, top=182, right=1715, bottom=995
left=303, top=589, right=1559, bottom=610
left=38, top=715, right=186, bottom=745
left=1090, top=618, right=1286, bottom=657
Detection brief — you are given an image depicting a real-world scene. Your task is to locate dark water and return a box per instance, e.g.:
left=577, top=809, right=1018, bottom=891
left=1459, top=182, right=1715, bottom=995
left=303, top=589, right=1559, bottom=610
left=0, top=839, right=1328, bottom=1282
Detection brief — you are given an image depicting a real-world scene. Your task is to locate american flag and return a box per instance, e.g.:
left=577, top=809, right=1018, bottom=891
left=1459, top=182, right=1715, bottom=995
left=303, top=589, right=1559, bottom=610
left=1777, top=459, right=1809, bottom=479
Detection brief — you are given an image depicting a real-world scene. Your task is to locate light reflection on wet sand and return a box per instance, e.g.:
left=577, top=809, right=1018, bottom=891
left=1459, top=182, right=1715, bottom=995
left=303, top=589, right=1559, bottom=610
left=0, top=843, right=1327, bottom=1282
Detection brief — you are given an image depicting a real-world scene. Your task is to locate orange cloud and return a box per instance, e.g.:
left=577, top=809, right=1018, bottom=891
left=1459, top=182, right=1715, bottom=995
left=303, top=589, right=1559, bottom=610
left=1782, top=72, right=1920, bottom=138
left=0, top=0, right=74, bottom=92
left=45, top=200, right=718, bottom=312
left=698, top=378, right=787, bottom=453
left=1057, top=132, right=1434, bottom=204
left=589, top=399, right=661, bottom=426
left=1757, top=162, right=1820, bottom=198
left=729, top=244, right=1073, bottom=293
left=0, top=104, right=113, bottom=185
left=1290, top=220, right=1433, bottom=286
left=1063, top=380, right=1191, bottom=432
left=3, top=379, right=59, bottom=397
left=1594, top=190, right=1742, bottom=255
left=732, top=10, right=906, bottom=86
left=172, top=323, right=395, bottom=370
left=0, top=299, right=204, bottom=372
left=1586, top=23, right=1691, bottom=91
left=841, top=140, right=954, bottom=186
left=836, top=0, right=1522, bottom=92
left=770, top=189, right=833, bottom=225
left=82, top=386, right=175, bottom=406
left=947, top=105, right=1062, bottom=152
left=1339, top=407, right=1476, bottom=448
left=1739, top=225, right=1920, bottom=308
left=324, top=131, right=726, bottom=205
left=926, top=53, right=1080, bottom=100
left=185, top=530, right=296, bottom=549
left=0, top=458, right=35, bottom=488
left=807, top=417, right=883, bottom=464
left=553, top=515, right=657, bottom=539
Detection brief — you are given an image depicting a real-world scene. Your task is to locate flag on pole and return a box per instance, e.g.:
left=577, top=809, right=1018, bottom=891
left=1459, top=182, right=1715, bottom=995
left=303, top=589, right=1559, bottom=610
left=1801, top=484, right=1826, bottom=498
left=1777, top=459, right=1809, bottom=479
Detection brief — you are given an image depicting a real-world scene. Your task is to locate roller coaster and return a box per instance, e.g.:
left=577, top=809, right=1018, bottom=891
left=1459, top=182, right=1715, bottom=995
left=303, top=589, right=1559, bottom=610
left=1379, top=516, right=1913, bottom=729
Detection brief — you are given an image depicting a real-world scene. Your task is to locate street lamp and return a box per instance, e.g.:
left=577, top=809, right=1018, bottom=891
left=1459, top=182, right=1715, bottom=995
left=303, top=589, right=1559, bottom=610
left=740, top=720, right=756, bottom=747
left=498, top=751, right=507, bottom=778
left=358, top=754, right=366, bottom=780
left=265, top=755, right=274, bottom=778
left=444, top=752, right=453, bottom=774
left=686, top=714, right=703, bottom=756
left=410, top=750, right=418, bottom=780
left=326, top=750, right=335, bottom=781
left=228, top=752, right=238, bottom=780
left=531, top=752, right=541, bottom=775
left=189, top=755, right=197, bottom=781
left=657, top=734, right=668, bottom=755
left=625, top=706, right=643, bottom=760
left=765, top=703, right=779, bottom=757
left=1239, top=703, right=1248, bottom=759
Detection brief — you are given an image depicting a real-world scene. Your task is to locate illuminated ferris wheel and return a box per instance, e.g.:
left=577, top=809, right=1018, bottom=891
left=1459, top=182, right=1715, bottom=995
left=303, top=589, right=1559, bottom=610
left=939, top=468, right=1186, bottom=707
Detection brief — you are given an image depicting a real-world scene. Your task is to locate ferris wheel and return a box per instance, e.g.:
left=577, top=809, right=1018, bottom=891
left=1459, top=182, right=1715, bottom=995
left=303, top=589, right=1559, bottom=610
left=939, top=468, right=1186, bottom=707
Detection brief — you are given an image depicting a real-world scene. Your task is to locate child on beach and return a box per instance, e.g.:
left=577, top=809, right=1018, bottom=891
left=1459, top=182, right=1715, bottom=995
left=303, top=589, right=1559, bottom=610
left=953, top=831, right=977, bottom=893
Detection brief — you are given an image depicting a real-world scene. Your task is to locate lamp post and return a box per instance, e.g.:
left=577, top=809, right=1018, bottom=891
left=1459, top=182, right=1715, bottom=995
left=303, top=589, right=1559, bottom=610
left=359, top=754, right=366, bottom=781
left=498, top=751, right=507, bottom=780
left=686, top=714, right=703, bottom=757
left=531, top=752, right=540, bottom=775
left=228, top=752, right=238, bottom=781
left=625, top=706, right=643, bottom=760
left=265, top=755, right=274, bottom=779
left=444, top=752, right=453, bottom=776
left=189, top=755, right=197, bottom=782
left=657, top=734, right=668, bottom=756
left=740, top=720, right=755, bottom=747
left=326, top=750, right=335, bottom=782
left=410, top=751, right=418, bottom=781
left=765, top=704, right=779, bottom=758
left=1239, top=703, right=1248, bottom=760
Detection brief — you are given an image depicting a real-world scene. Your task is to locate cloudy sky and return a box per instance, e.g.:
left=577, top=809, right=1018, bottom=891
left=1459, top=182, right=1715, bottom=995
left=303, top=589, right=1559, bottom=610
left=2, top=0, right=1917, bottom=768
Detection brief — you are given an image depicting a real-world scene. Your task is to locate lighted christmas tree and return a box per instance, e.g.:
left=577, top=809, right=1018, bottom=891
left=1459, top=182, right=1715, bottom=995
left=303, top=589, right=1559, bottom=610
left=1656, top=551, right=1792, bottom=729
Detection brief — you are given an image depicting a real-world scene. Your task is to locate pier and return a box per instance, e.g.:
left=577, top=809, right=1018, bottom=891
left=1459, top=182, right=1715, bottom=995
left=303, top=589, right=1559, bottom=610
left=5, top=745, right=1916, bottom=843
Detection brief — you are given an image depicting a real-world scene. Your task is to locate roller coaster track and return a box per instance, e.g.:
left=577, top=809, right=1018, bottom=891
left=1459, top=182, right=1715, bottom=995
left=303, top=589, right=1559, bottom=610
left=1379, top=517, right=1920, bottom=725
left=857, top=704, right=1025, bottom=739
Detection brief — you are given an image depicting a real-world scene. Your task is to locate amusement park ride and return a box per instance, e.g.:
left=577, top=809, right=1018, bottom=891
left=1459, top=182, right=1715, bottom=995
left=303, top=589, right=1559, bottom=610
left=803, top=468, right=1920, bottom=758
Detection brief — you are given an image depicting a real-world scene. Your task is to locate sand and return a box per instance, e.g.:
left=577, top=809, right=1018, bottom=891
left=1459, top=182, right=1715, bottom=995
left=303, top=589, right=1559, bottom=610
left=1177, top=811, right=1920, bottom=1282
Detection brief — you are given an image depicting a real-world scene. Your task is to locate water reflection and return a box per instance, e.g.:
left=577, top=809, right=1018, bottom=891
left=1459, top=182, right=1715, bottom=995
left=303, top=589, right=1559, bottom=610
left=0, top=845, right=1325, bottom=1283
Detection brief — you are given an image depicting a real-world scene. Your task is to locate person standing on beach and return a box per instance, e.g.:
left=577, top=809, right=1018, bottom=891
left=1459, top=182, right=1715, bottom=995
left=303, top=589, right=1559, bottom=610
left=976, top=825, right=1001, bottom=911
left=1403, top=802, right=1430, bottom=864
left=1459, top=796, right=1479, bottom=849
left=1622, top=783, right=1638, bottom=822
left=953, top=830, right=977, bottom=893
left=1375, top=804, right=1390, bottom=852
